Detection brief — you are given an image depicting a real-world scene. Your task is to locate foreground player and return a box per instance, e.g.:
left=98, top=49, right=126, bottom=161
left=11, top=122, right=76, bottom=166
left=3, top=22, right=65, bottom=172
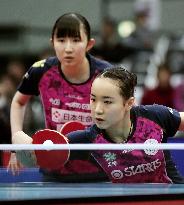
left=9, top=12, right=111, bottom=173
left=65, top=66, right=184, bottom=183
left=12, top=66, right=184, bottom=183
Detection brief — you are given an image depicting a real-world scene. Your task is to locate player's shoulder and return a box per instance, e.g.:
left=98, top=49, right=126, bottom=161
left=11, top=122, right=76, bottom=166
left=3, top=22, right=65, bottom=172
left=132, top=104, right=179, bottom=121
left=136, top=104, right=174, bottom=114
left=88, top=54, right=112, bottom=72
left=32, top=59, right=47, bottom=68
left=26, top=57, right=59, bottom=77
left=66, top=124, right=99, bottom=143
left=31, top=56, right=59, bottom=70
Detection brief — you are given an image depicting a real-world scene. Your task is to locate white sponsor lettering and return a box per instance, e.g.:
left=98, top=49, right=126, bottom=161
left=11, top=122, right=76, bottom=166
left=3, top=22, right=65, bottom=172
left=111, top=159, right=161, bottom=179
left=122, top=139, right=159, bottom=155
left=67, top=94, right=83, bottom=100
left=65, top=102, right=90, bottom=110
left=122, top=148, right=133, bottom=154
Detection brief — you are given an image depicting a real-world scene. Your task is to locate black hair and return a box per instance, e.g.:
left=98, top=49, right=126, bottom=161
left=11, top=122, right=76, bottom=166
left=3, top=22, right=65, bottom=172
left=51, top=12, right=91, bottom=41
left=96, top=66, right=137, bottom=100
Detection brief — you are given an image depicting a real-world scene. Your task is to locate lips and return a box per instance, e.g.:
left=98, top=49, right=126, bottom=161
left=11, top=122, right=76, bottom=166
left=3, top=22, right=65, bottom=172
left=95, top=118, right=104, bottom=123
left=64, top=56, right=74, bottom=60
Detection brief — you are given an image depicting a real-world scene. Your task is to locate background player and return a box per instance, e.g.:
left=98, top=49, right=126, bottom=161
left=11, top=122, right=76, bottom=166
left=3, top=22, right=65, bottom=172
left=9, top=12, right=112, bottom=174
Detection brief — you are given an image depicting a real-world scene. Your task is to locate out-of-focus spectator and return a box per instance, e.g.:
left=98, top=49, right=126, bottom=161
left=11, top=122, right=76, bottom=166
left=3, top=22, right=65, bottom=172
left=91, top=17, right=134, bottom=63
left=0, top=111, right=11, bottom=166
left=126, top=0, right=161, bottom=50
left=0, top=74, right=15, bottom=166
left=3, top=59, right=36, bottom=136
left=141, top=63, right=175, bottom=108
left=0, top=74, right=16, bottom=108
left=174, top=80, right=184, bottom=112
left=127, top=9, right=154, bottom=50
left=6, top=59, right=26, bottom=87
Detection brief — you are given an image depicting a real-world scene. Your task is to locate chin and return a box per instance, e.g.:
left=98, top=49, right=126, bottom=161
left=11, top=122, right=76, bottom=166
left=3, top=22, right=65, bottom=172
left=96, top=123, right=108, bottom=129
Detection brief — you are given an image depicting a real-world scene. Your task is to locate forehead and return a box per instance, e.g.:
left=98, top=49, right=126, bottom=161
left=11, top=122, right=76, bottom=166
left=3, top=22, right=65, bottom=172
left=91, top=78, right=120, bottom=97
left=54, top=26, right=88, bottom=41
left=54, top=19, right=86, bottom=38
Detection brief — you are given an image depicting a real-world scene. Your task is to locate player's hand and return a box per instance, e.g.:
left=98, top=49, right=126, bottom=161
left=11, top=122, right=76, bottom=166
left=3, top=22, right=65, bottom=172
left=12, top=131, right=33, bottom=144
left=16, top=150, right=37, bottom=168
left=8, top=131, right=35, bottom=175
left=7, top=152, right=24, bottom=175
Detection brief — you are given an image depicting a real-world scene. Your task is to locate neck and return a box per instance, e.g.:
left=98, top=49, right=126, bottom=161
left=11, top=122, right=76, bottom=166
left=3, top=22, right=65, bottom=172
left=107, top=113, right=132, bottom=143
left=61, top=58, right=90, bottom=83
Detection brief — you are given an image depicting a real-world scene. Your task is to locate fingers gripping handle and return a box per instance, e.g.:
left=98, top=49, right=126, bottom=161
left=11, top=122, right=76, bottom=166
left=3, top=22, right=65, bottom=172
left=12, top=131, right=37, bottom=167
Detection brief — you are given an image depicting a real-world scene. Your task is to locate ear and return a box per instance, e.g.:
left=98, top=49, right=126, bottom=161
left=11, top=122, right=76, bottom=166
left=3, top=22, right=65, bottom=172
left=86, top=38, right=95, bottom=52
left=50, top=38, right=54, bottom=47
left=125, top=97, right=135, bottom=111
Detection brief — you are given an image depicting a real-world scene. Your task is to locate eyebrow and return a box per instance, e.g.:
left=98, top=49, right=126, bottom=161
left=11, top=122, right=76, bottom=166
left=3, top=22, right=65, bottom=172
left=56, top=36, right=80, bottom=39
left=91, top=94, right=114, bottom=99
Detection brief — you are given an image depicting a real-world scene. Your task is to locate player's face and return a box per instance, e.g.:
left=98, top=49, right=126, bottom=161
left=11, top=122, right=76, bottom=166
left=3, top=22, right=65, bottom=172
left=90, top=78, right=131, bottom=130
left=52, top=26, right=94, bottom=69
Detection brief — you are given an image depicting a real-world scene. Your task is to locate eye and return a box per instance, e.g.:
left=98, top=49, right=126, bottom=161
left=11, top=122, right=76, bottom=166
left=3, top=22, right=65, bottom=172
left=73, top=37, right=81, bottom=42
left=90, top=97, right=95, bottom=102
left=57, top=38, right=65, bottom=42
left=104, top=100, right=112, bottom=104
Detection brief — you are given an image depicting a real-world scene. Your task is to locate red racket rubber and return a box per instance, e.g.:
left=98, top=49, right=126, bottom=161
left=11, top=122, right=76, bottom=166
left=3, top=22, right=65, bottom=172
left=60, top=121, right=85, bottom=135
left=32, top=129, right=69, bottom=171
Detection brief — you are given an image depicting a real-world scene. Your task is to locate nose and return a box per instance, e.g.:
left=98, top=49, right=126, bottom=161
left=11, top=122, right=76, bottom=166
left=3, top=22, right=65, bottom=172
left=64, top=40, right=73, bottom=52
left=94, top=102, right=104, bottom=115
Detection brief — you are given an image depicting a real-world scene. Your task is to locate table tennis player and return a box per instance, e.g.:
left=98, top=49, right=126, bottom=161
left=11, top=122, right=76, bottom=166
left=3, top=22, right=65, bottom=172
left=63, top=66, right=184, bottom=183
left=8, top=12, right=112, bottom=174
left=12, top=66, right=184, bottom=183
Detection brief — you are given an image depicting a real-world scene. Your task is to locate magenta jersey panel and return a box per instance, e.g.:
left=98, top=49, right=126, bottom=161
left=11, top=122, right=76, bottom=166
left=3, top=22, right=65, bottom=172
left=92, top=117, right=172, bottom=183
left=39, top=65, right=97, bottom=131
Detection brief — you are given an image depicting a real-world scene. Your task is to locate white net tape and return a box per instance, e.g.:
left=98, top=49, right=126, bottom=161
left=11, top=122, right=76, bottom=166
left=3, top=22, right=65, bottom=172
left=0, top=143, right=184, bottom=151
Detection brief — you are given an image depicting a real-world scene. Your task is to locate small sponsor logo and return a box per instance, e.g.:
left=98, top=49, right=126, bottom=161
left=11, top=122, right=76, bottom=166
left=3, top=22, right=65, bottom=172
left=111, top=170, right=123, bottom=179
left=144, top=139, right=159, bottom=155
left=49, top=98, right=60, bottom=106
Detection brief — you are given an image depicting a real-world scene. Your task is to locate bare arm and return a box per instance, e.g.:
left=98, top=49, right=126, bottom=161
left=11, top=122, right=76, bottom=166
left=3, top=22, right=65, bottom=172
left=10, top=91, right=32, bottom=144
left=8, top=91, right=35, bottom=174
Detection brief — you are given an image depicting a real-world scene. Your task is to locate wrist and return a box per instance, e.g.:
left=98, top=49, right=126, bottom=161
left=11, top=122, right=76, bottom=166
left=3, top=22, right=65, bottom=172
left=12, top=131, right=32, bottom=144
left=12, top=131, right=24, bottom=144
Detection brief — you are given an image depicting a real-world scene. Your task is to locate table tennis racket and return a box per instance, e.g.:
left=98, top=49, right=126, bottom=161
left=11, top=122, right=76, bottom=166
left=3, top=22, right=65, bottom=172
left=60, top=121, right=85, bottom=135
left=32, top=129, right=70, bottom=171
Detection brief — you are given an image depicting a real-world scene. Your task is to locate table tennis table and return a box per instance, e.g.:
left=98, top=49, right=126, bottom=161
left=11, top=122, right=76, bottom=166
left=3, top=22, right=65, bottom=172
left=1, top=137, right=184, bottom=204
left=0, top=182, right=184, bottom=205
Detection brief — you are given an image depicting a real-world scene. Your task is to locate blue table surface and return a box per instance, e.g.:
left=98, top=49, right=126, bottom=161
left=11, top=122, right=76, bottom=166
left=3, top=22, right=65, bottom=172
left=0, top=183, right=184, bottom=201
left=1, top=138, right=184, bottom=202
